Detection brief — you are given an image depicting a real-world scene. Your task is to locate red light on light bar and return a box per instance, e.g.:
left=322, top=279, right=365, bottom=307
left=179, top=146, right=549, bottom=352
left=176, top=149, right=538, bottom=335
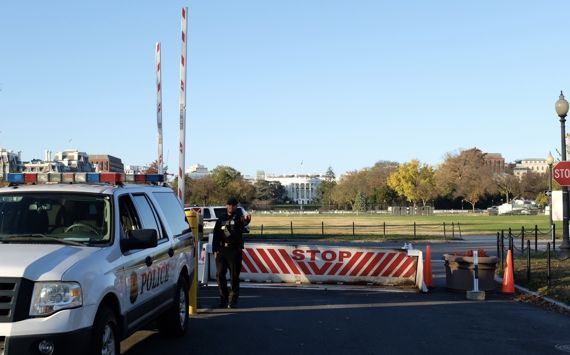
left=134, top=174, right=146, bottom=183
left=24, top=173, right=37, bottom=183
left=100, top=173, right=125, bottom=184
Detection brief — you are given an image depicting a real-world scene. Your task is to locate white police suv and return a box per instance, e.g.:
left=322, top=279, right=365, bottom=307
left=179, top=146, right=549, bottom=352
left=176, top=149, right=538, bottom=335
left=0, top=172, right=195, bottom=355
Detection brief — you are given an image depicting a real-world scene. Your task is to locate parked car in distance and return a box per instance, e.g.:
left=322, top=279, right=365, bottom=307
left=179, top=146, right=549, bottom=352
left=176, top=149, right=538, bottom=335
left=487, top=206, right=498, bottom=216
left=185, top=205, right=250, bottom=238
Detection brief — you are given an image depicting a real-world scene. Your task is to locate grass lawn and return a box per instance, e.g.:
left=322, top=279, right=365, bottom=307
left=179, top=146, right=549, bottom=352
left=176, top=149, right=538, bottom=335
left=243, top=212, right=570, bottom=307
left=509, top=252, right=570, bottom=306
left=247, top=212, right=555, bottom=240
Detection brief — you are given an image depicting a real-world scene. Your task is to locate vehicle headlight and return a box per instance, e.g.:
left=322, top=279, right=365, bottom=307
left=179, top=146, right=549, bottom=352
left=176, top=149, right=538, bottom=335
left=29, top=282, right=83, bottom=316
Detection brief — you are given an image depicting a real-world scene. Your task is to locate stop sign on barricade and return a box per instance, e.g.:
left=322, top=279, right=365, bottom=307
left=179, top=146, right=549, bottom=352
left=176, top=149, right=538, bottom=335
left=553, top=161, right=570, bottom=186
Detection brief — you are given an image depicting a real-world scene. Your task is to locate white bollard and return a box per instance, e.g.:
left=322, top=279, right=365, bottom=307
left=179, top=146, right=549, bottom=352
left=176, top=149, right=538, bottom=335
left=199, top=243, right=211, bottom=285
left=466, top=250, right=485, bottom=300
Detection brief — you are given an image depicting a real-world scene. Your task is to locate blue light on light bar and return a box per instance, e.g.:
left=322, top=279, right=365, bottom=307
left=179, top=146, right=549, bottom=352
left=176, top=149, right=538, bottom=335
left=86, top=173, right=100, bottom=183
left=145, top=174, right=164, bottom=183
left=6, top=173, right=24, bottom=184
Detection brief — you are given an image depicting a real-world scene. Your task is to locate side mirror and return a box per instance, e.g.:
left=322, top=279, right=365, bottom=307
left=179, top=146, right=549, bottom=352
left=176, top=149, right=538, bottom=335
left=121, top=229, right=158, bottom=252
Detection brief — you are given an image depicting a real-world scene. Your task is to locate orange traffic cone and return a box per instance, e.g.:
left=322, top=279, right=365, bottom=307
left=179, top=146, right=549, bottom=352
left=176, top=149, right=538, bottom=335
left=424, top=245, right=433, bottom=288
left=501, top=249, right=515, bottom=294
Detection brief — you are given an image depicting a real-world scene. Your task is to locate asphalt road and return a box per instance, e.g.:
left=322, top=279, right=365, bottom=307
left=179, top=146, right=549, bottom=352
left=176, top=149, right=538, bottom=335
left=121, top=237, right=570, bottom=355
left=122, top=284, right=570, bottom=355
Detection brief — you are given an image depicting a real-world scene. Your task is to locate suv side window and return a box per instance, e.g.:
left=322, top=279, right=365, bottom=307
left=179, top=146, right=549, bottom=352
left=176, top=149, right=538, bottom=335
left=203, top=209, right=211, bottom=219
left=132, top=194, right=165, bottom=240
left=119, top=195, right=140, bottom=237
left=152, top=192, right=190, bottom=236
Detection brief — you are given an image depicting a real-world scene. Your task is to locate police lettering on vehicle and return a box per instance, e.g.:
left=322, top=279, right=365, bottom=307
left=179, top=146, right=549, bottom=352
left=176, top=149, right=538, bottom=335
left=140, top=262, right=170, bottom=295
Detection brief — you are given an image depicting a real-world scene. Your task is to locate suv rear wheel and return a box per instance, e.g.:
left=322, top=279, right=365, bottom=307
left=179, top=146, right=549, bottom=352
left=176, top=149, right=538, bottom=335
left=158, top=277, right=189, bottom=337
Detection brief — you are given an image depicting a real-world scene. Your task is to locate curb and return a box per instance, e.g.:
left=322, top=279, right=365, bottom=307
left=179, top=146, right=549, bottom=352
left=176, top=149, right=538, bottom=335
left=495, top=275, right=570, bottom=313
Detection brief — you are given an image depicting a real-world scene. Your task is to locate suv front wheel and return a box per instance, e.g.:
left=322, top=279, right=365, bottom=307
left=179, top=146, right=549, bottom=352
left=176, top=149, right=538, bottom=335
left=90, top=305, right=120, bottom=355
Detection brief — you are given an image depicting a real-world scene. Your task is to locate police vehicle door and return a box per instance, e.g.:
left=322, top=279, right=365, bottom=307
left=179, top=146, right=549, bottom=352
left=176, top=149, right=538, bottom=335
left=118, top=193, right=175, bottom=332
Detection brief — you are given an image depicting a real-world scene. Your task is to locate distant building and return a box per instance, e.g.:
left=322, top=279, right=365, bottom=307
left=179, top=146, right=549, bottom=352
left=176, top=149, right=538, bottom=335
left=483, top=153, right=505, bottom=174
left=243, top=174, right=256, bottom=183
left=186, top=164, right=209, bottom=179
left=124, top=165, right=148, bottom=174
left=53, top=149, right=93, bottom=172
left=23, top=159, right=65, bottom=173
left=89, top=154, right=124, bottom=173
left=513, top=158, right=548, bottom=179
left=262, top=172, right=323, bottom=205
left=0, top=149, right=22, bottom=179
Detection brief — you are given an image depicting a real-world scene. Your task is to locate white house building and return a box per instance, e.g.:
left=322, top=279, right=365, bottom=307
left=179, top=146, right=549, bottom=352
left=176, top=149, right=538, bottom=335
left=187, top=164, right=209, bottom=179
left=260, top=172, right=323, bottom=205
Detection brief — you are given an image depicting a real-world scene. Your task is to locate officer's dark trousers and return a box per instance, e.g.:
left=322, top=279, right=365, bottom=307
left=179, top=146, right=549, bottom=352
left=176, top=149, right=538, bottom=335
left=216, top=247, right=242, bottom=304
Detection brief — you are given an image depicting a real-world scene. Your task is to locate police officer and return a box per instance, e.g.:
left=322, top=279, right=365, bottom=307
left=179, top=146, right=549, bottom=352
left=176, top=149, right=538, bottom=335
left=212, top=197, right=251, bottom=308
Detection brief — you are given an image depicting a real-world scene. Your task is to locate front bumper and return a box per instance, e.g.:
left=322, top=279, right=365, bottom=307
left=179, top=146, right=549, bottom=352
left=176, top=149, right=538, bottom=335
left=3, top=327, right=91, bottom=355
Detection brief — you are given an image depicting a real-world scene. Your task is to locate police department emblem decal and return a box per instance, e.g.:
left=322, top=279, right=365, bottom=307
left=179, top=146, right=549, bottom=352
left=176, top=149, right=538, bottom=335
left=129, top=272, right=138, bottom=304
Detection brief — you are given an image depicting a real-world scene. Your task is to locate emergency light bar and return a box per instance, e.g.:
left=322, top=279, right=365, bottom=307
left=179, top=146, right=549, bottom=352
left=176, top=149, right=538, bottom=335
left=5, top=173, right=165, bottom=185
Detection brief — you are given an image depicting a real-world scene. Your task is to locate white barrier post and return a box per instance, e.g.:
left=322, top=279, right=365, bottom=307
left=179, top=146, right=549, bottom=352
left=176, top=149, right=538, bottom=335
left=466, top=250, right=485, bottom=300
left=199, top=243, right=211, bottom=285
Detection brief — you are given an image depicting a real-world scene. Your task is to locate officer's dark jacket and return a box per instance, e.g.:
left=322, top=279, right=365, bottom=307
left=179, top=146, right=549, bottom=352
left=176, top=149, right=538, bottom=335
left=212, top=208, right=247, bottom=253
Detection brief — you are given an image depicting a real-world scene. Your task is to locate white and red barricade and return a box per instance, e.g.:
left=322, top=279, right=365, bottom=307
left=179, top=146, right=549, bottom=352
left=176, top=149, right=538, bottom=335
left=202, top=243, right=426, bottom=291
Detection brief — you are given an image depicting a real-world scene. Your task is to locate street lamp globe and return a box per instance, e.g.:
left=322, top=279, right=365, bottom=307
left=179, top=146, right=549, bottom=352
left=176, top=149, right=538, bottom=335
left=556, top=91, right=569, bottom=118
left=547, top=152, right=554, bottom=166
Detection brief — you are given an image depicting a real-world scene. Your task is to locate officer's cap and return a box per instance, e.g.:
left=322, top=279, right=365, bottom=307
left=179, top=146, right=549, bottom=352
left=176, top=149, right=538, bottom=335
left=226, top=197, right=239, bottom=206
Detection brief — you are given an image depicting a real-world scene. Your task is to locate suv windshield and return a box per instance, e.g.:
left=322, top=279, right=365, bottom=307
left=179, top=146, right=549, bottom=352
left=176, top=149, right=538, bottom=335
left=0, top=193, right=111, bottom=246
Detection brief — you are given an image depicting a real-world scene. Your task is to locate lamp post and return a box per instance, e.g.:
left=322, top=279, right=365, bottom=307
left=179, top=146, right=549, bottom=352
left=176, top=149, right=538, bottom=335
left=555, top=91, right=570, bottom=251
left=547, top=151, right=554, bottom=229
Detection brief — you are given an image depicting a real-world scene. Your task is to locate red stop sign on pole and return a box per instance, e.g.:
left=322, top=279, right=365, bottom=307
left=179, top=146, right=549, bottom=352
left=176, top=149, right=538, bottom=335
left=553, top=161, right=570, bottom=185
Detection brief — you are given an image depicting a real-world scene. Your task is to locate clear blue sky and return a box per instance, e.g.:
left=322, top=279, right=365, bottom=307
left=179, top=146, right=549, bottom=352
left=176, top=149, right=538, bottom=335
left=1, top=1, right=569, bottom=178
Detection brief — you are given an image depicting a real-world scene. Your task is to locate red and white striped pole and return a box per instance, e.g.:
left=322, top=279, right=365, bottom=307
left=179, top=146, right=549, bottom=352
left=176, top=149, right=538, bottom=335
left=473, top=250, right=480, bottom=292
left=155, top=42, right=163, bottom=175
left=178, top=7, right=188, bottom=203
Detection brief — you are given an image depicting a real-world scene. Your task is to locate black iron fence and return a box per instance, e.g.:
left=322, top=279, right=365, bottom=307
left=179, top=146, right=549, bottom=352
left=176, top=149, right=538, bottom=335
left=496, top=225, right=555, bottom=259
left=250, top=221, right=464, bottom=239
left=497, top=225, right=561, bottom=289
